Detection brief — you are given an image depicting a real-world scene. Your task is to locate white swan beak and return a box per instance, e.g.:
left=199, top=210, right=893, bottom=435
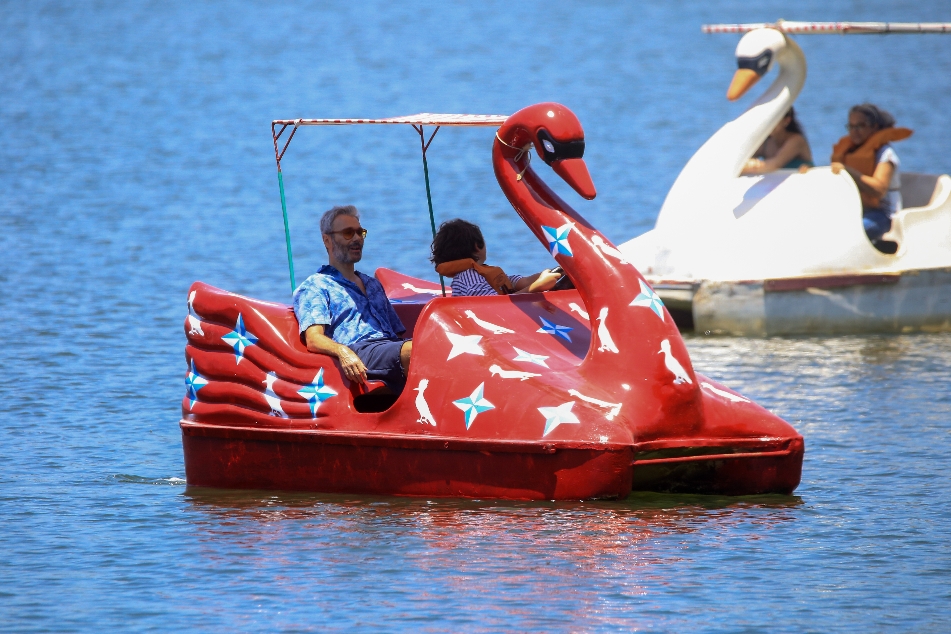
left=727, top=68, right=760, bottom=101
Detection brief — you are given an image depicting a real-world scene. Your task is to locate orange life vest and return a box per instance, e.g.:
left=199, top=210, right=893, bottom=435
left=831, top=127, right=912, bottom=208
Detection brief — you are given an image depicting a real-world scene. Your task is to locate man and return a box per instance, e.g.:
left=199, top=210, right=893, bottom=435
left=293, top=205, right=412, bottom=393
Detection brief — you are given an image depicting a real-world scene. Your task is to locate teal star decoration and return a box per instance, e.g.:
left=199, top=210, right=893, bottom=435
left=538, top=401, right=580, bottom=437
left=453, top=382, right=494, bottom=429
left=185, top=359, right=208, bottom=410
left=630, top=280, right=665, bottom=321
left=537, top=317, right=573, bottom=342
left=541, top=223, right=573, bottom=257
left=221, top=313, right=258, bottom=363
left=297, top=368, right=337, bottom=417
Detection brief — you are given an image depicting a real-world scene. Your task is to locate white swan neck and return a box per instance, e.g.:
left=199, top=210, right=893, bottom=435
left=653, top=35, right=806, bottom=232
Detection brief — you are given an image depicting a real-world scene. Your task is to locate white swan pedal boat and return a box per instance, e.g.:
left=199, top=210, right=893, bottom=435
left=619, top=22, right=951, bottom=336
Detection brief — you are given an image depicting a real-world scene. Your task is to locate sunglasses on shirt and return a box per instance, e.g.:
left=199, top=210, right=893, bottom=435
left=325, top=227, right=368, bottom=240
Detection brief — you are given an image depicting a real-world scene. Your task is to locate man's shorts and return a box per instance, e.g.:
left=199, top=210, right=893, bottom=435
left=349, top=337, right=410, bottom=393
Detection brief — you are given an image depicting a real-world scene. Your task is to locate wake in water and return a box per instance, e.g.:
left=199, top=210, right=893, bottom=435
left=111, top=474, right=186, bottom=486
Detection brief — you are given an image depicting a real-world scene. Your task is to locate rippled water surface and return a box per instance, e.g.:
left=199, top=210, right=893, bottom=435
left=2, top=1, right=951, bottom=631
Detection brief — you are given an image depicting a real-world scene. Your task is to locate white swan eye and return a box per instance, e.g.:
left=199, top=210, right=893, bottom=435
left=543, top=140, right=555, bottom=153
left=758, top=56, right=768, bottom=68
left=547, top=110, right=555, bottom=117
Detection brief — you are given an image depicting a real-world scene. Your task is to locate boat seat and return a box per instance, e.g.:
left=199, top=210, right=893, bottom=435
left=900, top=173, right=941, bottom=209
left=881, top=173, right=950, bottom=253
left=184, top=281, right=407, bottom=422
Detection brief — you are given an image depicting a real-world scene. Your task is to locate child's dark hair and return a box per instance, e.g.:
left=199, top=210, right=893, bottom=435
left=430, top=219, right=485, bottom=265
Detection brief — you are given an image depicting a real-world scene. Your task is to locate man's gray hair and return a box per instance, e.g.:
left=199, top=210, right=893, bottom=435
left=320, top=205, right=360, bottom=235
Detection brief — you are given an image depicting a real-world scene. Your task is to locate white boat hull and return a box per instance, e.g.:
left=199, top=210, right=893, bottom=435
left=625, top=170, right=951, bottom=335
left=677, top=267, right=951, bottom=335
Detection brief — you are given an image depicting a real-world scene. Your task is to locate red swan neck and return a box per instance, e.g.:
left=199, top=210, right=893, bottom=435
left=492, top=103, right=702, bottom=436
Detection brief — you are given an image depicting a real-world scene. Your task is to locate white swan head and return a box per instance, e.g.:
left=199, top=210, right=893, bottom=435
left=728, top=28, right=787, bottom=101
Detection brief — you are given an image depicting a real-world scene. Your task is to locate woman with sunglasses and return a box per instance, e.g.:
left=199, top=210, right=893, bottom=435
left=741, top=107, right=814, bottom=175
left=831, top=103, right=913, bottom=244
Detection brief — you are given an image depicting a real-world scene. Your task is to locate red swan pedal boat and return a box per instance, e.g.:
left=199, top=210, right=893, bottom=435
left=180, top=103, right=804, bottom=499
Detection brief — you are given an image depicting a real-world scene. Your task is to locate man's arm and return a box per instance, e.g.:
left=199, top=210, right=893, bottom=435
left=303, top=324, right=367, bottom=385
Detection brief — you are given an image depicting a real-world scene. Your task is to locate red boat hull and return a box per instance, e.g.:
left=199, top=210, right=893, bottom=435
left=181, top=423, right=802, bottom=499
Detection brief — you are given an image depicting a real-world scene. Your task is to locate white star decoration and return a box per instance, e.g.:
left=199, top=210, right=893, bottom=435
left=537, top=317, right=573, bottom=342
left=446, top=332, right=484, bottom=360
left=297, top=368, right=337, bottom=416
left=538, top=401, right=580, bottom=437
left=221, top=314, right=258, bottom=363
left=512, top=346, right=549, bottom=367
left=185, top=360, right=208, bottom=410
left=630, top=280, right=665, bottom=321
left=541, top=223, right=574, bottom=257
left=453, top=382, right=495, bottom=430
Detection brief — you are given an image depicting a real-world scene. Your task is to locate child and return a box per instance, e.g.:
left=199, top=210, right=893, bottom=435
left=430, top=219, right=562, bottom=296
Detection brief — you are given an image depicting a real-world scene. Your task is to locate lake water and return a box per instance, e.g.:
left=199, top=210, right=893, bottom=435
left=2, top=1, right=950, bottom=631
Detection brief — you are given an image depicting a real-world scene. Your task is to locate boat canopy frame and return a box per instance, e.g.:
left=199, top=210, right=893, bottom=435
left=270, top=113, right=508, bottom=295
left=702, top=20, right=951, bottom=34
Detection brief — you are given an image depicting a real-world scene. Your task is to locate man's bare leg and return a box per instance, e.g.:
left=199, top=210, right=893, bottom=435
left=399, top=341, right=413, bottom=376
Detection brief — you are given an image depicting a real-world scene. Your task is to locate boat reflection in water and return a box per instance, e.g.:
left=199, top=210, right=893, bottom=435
left=183, top=487, right=802, bottom=578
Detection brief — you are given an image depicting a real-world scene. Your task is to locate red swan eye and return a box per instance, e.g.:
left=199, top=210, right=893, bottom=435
left=537, top=129, right=585, bottom=166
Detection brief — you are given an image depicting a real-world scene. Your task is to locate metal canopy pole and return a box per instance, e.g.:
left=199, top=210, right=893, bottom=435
left=413, top=124, right=446, bottom=297
left=272, top=120, right=302, bottom=293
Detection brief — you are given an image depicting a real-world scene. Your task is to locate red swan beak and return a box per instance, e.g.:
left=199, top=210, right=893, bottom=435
left=552, top=158, right=597, bottom=200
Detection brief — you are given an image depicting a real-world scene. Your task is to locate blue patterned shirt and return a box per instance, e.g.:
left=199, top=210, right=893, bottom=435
left=293, top=265, right=406, bottom=346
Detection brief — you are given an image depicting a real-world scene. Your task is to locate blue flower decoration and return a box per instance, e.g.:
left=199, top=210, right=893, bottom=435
left=537, top=317, right=573, bottom=342
left=221, top=314, right=258, bottom=364
left=629, top=280, right=665, bottom=321
left=297, top=368, right=338, bottom=417
left=453, top=382, right=495, bottom=430
left=541, top=223, right=573, bottom=257
left=185, top=359, right=208, bottom=410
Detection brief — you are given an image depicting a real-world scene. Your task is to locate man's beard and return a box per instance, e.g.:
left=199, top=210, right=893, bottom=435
left=332, top=240, right=362, bottom=264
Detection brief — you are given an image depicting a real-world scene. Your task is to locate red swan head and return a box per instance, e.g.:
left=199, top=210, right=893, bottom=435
left=496, top=102, right=597, bottom=200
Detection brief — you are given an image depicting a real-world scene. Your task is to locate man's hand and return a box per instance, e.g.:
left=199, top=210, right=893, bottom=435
left=304, top=324, right=367, bottom=385
left=335, top=344, right=368, bottom=385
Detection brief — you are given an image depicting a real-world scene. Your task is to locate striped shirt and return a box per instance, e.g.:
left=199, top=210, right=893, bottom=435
left=450, top=268, right=524, bottom=297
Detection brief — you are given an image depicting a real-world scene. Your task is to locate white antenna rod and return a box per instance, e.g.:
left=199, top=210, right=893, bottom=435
left=703, top=21, right=951, bottom=34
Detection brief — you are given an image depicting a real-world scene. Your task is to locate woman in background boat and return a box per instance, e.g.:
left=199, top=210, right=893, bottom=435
left=741, top=107, right=814, bottom=175
left=831, top=103, right=912, bottom=243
